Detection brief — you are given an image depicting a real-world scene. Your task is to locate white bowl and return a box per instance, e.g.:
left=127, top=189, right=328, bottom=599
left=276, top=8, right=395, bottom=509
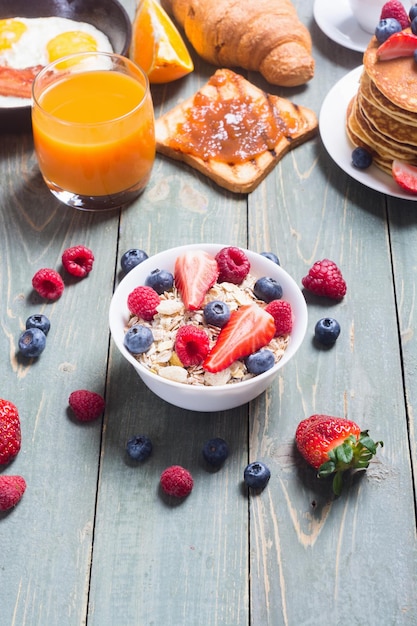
left=109, top=244, right=307, bottom=412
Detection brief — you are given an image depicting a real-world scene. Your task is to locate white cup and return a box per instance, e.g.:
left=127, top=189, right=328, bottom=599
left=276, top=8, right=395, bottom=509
left=349, top=0, right=410, bottom=34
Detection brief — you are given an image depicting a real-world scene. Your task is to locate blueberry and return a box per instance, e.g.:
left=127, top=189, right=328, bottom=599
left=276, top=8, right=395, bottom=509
left=124, top=325, right=154, bottom=354
left=314, top=317, right=341, bottom=346
left=145, top=268, right=174, bottom=294
left=126, top=434, right=153, bottom=461
left=203, top=300, right=231, bottom=327
left=244, top=461, right=271, bottom=492
left=375, top=18, right=402, bottom=44
left=410, top=4, right=417, bottom=21
left=25, top=314, right=50, bottom=335
left=411, top=15, right=417, bottom=35
left=351, top=147, right=373, bottom=170
left=260, top=251, right=280, bottom=265
left=121, top=249, right=148, bottom=274
left=245, top=349, right=275, bottom=375
left=202, top=437, right=229, bottom=467
left=253, top=276, right=283, bottom=303
left=18, top=327, right=46, bottom=357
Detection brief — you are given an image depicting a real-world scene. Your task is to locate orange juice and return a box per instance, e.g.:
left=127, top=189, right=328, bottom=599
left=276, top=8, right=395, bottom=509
left=32, top=59, right=155, bottom=202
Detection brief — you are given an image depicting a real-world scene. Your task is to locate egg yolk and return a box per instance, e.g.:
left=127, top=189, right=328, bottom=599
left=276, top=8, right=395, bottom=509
left=0, top=18, right=27, bottom=51
left=46, top=31, right=98, bottom=62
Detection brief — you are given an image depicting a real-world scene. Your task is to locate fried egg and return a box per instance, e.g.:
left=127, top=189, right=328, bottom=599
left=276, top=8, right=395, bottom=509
left=0, top=16, right=113, bottom=69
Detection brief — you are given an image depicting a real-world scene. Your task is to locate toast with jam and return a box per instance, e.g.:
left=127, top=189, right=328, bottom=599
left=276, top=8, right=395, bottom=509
left=155, top=69, right=318, bottom=193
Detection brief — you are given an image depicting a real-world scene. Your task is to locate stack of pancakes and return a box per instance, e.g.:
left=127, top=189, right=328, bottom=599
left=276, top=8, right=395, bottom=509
left=346, top=34, right=417, bottom=174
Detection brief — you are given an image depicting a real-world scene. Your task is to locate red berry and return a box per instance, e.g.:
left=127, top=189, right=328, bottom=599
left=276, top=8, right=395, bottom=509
left=32, top=268, right=64, bottom=300
left=265, top=300, right=293, bottom=336
left=174, top=250, right=219, bottom=310
left=160, top=465, right=193, bottom=497
left=68, top=390, right=105, bottom=422
left=0, top=475, right=26, bottom=511
left=215, top=247, right=251, bottom=284
left=0, top=399, right=21, bottom=465
left=295, top=414, right=383, bottom=495
left=175, top=324, right=210, bottom=366
left=302, top=259, right=346, bottom=300
left=392, top=159, right=417, bottom=193
left=62, top=245, right=94, bottom=277
left=127, top=286, right=160, bottom=320
left=203, top=304, right=275, bottom=373
left=380, top=0, right=410, bottom=29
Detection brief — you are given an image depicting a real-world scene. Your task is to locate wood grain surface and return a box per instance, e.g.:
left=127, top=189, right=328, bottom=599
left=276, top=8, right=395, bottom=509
left=1, top=1, right=416, bottom=625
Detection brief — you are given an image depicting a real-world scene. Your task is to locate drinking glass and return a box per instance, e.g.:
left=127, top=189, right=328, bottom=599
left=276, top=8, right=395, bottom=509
left=32, top=52, right=155, bottom=211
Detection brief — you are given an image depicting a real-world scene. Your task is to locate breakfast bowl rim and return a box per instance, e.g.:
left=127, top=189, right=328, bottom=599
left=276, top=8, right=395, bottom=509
left=109, top=243, right=308, bottom=397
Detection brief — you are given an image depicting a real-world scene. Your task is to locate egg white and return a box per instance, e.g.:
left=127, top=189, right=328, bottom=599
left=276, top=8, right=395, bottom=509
left=0, top=16, right=113, bottom=107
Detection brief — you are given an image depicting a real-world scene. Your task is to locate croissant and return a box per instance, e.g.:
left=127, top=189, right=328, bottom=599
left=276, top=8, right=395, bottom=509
left=160, top=0, right=314, bottom=87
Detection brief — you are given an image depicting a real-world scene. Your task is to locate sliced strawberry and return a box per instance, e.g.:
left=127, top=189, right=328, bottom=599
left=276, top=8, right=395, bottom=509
left=174, top=250, right=219, bottom=310
left=392, top=159, right=417, bottom=193
left=203, top=304, right=276, bottom=373
left=377, top=31, right=417, bottom=61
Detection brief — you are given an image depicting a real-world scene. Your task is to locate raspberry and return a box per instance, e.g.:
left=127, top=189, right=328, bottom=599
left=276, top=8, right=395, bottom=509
left=32, top=268, right=64, bottom=300
left=265, top=300, right=293, bottom=336
left=127, top=286, right=160, bottom=320
left=68, top=390, right=105, bottom=422
left=0, top=475, right=26, bottom=511
left=160, top=465, right=193, bottom=497
left=0, top=399, right=21, bottom=465
left=302, top=259, right=347, bottom=300
left=215, top=247, right=251, bottom=284
left=62, top=245, right=94, bottom=277
left=380, top=1, right=409, bottom=29
left=175, top=324, right=210, bottom=366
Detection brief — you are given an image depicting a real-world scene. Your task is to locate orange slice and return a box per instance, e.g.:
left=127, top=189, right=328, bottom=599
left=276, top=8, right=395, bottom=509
left=130, top=0, right=193, bottom=84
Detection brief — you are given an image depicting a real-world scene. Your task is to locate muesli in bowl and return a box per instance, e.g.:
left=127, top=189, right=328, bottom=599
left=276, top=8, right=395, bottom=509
left=109, top=243, right=307, bottom=412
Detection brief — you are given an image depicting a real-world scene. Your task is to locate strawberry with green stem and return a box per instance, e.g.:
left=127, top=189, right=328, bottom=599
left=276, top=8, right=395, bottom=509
left=295, top=414, right=383, bottom=496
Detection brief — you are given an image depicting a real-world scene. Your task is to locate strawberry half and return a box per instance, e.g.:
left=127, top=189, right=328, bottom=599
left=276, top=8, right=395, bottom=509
left=377, top=31, right=417, bottom=61
left=203, top=304, right=276, bottom=373
left=0, top=399, right=21, bottom=465
left=295, top=414, right=383, bottom=495
left=174, top=250, right=219, bottom=310
left=392, top=159, right=417, bottom=193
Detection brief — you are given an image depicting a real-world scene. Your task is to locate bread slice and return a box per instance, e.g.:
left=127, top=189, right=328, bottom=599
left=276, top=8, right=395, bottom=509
left=155, top=69, right=318, bottom=193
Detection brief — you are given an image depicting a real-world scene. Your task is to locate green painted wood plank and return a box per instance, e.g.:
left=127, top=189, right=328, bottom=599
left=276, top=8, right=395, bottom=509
left=246, top=1, right=417, bottom=623
left=388, top=200, right=417, bottom=511
left=0, top=135, right=121, bottom=625
left=87, top=27, right=252, bottom=626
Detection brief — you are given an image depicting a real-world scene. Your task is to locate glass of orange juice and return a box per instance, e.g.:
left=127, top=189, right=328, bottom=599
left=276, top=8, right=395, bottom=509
left=31, top=52, right=155, bottom=211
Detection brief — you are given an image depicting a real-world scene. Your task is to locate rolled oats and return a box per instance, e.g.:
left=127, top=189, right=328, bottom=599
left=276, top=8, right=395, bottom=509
left=126, top=274, right=290, bottom=386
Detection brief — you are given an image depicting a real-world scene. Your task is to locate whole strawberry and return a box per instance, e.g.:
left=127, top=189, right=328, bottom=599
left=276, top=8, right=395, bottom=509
left=295, top=414, right=383, bottom=495
left=0, top=475, right=26, bottom=511
left=0, top=399, right=21, bottom=465
left=302, top=259, right=347, bottom=300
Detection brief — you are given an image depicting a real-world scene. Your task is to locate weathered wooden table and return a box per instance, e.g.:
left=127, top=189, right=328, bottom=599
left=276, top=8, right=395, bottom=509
left=2, top=1, right=417, bottom=624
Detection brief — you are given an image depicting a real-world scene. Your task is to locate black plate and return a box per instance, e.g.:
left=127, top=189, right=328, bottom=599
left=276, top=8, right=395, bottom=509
left=0, top=0, right=132, bottom=133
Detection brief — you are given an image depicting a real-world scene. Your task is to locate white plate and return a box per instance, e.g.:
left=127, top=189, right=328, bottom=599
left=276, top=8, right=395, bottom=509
left=313, top=0, right=372, bottom=52
left=319, top=65, right=416, bottom=201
